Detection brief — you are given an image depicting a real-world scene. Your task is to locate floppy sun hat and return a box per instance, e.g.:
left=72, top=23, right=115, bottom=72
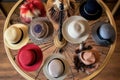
left=91, top=22, right=116, bottom=46
left=17, top=43, right=43, bottom=71
left=80, top=0, right=102, bottom=20
left=79, top=49, right=100, bottom=65
left=29, top=17, right=53, bottom=45
left=4, top=23, right=29, bottom=50
left=62, top=16, right=90, bottom=44
left=43, top=54, right=69, bottom=80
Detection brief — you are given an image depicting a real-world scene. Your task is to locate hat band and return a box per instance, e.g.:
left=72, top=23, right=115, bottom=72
left=84, top=7, right=99, bottom=16
left=97, top=27, right=112, bottom=43
left=47, top=58, right=65, bottom=78
left=13, top=28, right=24, bottom=44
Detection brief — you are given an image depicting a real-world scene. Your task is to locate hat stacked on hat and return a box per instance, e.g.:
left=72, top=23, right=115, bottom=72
left=17, top=43, right=43, bottom=71
left=43, top=54, right=69, bottom=80
left=29, top=17, right=53, bottom=45
left=4, top=23, right=29, bottom=50
left=92, top=22, right=116, bottom=46
left=20, top=0, right=46, bottom=23
left=80, top=0, right=102, bottom=20
left=62, top=16, right=90, bottom=44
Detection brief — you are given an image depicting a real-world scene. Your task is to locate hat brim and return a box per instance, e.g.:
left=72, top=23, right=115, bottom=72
left=43, top=54, right=69, bottom=80
left=29, top=17, right=54, bottom=45
left=4, top=24, right=29, bottom=50
left=80, top=2, right=102, bottom=20
left=62, top=16, right=89, bottom=44
left=91, top=22, right=110, bottom=46
left=17, top=43, right=43, bottom=71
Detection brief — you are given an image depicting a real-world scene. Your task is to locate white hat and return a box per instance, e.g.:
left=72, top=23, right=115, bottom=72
left=4, top=24, right=29, bottom=50
left=62, top=16, right=90, bottom=44
left=43, top=54, right=69, bottom=80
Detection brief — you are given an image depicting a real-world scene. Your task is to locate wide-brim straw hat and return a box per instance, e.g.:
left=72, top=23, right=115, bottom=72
left=4, top=23, right=29, bottom=50
left=91, top=22, right=116, bottom=46
left=29, top=17, right=53, bottom=45
left=80, top=0, right=102, bottom=20
left=43, top=54, right=69, bottom=80
left=62, top=16, right=90, bottom=44
left=17, top=43, right=43, bottom=71
left=79, top=49, right=100, bottom=65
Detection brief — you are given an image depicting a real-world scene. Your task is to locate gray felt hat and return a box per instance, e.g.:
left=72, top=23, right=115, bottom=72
left=29, top=17, right=54, bottom=45
left=91, top=22, right=116, bottom=46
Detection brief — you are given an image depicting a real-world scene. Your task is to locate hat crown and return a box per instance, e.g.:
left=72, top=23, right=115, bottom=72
left=34, top=24, right=42, bottom=33
left=84, top=0, right=101, bottom=14
left=99, top=23, right=115, bottom=40
left=48, top=59, right=64, bottom=78
left=68, top=20, right=85, bottom=39
left=4, top=26, right=22, bottom=43
left=19, top=50, right=36, bottom=66
left=80, top=50, right=96, bottom=65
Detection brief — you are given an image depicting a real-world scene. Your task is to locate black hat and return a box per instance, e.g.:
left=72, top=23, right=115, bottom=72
left=80, top=0, right=102, bottom=20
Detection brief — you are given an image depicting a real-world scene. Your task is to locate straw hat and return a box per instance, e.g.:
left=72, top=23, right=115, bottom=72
left=92, top=22, right=116, bottom=46
left=62, top=16, right=90, bottom=44
left=29, top=17, right=53, bottom=45
left=17, top=43, right=43, bottom=71
left=4, top=24, right=29, bottom=50
left=79, top=49, right=100, bottom=65
left=80, top=0, right=102, bottom=20
left=43, top=54, right=69, bottom=80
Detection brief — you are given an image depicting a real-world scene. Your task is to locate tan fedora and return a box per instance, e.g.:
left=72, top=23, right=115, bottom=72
left=79, top=49, right=100, bottom=65
left=62, top=16, right=90, bottom=44
left=4, top=24, right=29, bottom=50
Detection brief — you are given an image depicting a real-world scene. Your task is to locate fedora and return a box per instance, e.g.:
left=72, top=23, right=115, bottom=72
left=20, top=0, right=46, bottom=23
left=4, top=24, right=29, bottom=50
left=92, top=22, right=116, bottom=46
left=80, top=0, right=102, bottom=20
left=43, top=54, right=69, bottom=80
left=17, top=43, right=43, bottom=71
left=62, top=16, right=90, bottom=44
left=29, top=17, right=53, bottom=45
left=79, top=49, right=100, bottom=65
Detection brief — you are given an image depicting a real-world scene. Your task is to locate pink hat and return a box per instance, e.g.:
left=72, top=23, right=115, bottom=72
left=79, top=50, right=100, bottom=65
left=17, top=43, right=43, bottom=71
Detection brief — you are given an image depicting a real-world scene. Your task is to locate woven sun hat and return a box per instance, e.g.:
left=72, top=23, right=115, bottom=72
left=17, top=43, right=43, bottom=72
left=80, top=0, right=102, bottom=20
left=62, top=16, right=90, bottom=44
left=43, top=54, right=69, bottom=80
left=91, top=22, right=116, bottom=46
left=79, top=49, right=100, bottom=65
left=4, top=23, right=29, bottom=50
left=29, top=17, right=53, bottom=45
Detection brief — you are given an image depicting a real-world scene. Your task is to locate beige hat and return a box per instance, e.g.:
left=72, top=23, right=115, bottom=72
left=79, top=50, right=100, bottom=65
left=4, top=24, right=29, bottom=50
left=43, top=54, right=69, bottom=80
left=62, top=16, right=90, bottom=44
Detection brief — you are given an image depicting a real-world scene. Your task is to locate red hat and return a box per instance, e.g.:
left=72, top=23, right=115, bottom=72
left=17, top=43, right=43, bottom=71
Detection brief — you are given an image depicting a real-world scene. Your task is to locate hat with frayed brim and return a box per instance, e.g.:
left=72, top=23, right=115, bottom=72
left=43, top=54, right=69, bottom=80
left=80, top=0, right=102, bottom=20
left=62, top=16, right=90, bottom=44
left=4, top=24, right=29, bottom=50
left=29, top=17, right=54, bottom=45
left=91, top=22, right=116, bottom=46
left=17, top=43, right=43, bottom=71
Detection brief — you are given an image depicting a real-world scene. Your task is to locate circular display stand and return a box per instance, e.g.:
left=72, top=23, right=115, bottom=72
left=3, top=0, right=117, bottom=80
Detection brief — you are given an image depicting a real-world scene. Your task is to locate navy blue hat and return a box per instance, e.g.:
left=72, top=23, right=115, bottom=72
left=80, top=0, right=102, bottom=20
left=91, top=22, right=116, bottom=46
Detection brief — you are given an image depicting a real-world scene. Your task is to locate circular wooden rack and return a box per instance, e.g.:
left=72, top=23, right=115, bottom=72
left=3, top=0, right=117, bottom=80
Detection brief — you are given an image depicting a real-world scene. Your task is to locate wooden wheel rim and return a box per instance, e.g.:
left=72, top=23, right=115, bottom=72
left=3, top=0, right=117, bottom=80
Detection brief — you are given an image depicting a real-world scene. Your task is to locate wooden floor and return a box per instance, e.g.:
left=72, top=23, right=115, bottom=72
left=0, top=1, right=120, bottom=80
